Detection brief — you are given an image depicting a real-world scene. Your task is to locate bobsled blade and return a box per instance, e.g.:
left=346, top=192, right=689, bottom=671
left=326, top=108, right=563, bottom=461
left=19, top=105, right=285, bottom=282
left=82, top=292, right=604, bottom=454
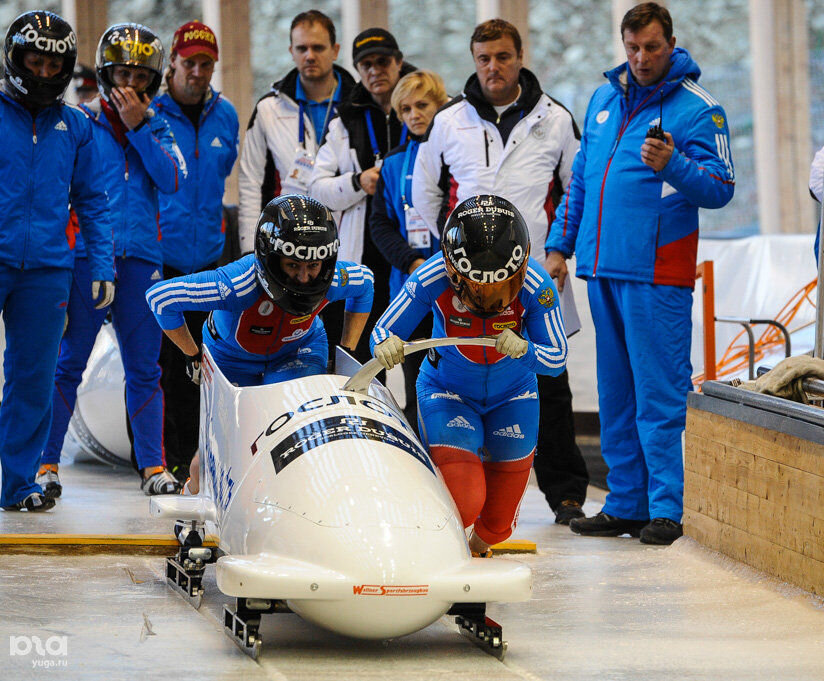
left=150, top=495, right=217, bottom=523
left=429, top=558, right=532, bottom=603
left=216, top=554, right=350, bottom=600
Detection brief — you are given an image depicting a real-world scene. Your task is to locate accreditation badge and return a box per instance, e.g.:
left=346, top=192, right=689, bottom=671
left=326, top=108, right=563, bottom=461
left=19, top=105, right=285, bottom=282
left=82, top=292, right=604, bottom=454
left=285, top=146, right=315, bottom=192
left=404, top=205, right=430, bottom=249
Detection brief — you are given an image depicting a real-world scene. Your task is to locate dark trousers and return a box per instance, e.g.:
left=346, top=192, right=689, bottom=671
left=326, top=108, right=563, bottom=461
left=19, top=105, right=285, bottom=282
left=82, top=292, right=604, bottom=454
left=533, top=370, right=589, bottom=510
left=158, top=263, right=212, bottom=474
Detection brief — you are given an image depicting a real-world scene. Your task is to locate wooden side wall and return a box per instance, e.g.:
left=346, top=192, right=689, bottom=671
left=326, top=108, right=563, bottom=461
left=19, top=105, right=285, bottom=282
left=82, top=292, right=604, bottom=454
left=684, top=407, right=824, bottom=596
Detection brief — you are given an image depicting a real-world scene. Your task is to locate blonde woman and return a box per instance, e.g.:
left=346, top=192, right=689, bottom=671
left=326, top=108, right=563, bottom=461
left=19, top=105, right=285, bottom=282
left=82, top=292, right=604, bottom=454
left=368, top=70, right=448, bottom=427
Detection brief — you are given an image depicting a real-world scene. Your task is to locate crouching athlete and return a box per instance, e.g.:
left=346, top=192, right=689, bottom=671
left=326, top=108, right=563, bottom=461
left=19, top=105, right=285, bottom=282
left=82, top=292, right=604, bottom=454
left=146, top=194, right=374, bottom=509
left=370, top=195, right=568, bottom=556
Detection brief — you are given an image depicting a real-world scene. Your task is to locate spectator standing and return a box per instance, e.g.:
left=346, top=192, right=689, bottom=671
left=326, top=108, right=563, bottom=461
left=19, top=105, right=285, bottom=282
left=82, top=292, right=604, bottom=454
left=808, top=144, right=823, bottom=263
left=0, top=11, right=114, bottom=511
left=238, top=10, right=355, bottom=253
left=310, top=28, right=415, bottom=366
left=68, top=63, right=98, bottom=104
left=546, top=3, right=735, bottom=545
left=412, top=19, right=589, bottom=524
left=152, top=21, right=239, bottom=481
left=369, top=70, right=448, bottom=426
left=39, top=23, right=184, bottom=498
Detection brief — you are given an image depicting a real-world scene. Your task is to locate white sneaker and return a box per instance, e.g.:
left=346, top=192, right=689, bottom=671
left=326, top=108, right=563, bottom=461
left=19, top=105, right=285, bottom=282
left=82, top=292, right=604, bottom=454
left=36, top=466, right=62, bottom=499
left=141, top=468, right=181, bottom=496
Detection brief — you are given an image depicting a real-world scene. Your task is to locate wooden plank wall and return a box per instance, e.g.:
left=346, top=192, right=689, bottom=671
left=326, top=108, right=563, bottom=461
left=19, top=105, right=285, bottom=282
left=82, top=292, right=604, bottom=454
left=684, top=407, right=824, bottom=596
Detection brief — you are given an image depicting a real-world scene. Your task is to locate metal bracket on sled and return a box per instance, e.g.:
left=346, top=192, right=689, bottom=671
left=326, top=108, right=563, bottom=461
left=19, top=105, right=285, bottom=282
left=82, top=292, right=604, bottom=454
left=448, top=602, right=507, bottom=660
left=166, top=545, right=216, bottom=610
left=223, top=598, right=291, bottom=659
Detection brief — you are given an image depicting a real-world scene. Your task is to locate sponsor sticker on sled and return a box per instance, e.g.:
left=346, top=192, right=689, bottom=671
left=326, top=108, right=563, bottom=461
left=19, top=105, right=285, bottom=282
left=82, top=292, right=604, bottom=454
left=352, top=584, right=429, bottom=596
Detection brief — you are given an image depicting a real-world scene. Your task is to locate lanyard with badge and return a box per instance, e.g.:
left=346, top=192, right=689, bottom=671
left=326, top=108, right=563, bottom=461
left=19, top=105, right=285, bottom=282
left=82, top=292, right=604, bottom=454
left=364, top=111, right=408, bottom=170
left=400, top=142, right=429, bottom=250
left=286, top=84, right=337, bottom=191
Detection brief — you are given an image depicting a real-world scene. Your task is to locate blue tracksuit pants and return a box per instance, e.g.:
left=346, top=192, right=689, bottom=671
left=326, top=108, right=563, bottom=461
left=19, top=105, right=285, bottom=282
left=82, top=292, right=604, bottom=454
left=0, top=266, right=72, bottom=506
left=43, top=257, right=164, bottom=470
left=587, top=277, right=693, bottom=522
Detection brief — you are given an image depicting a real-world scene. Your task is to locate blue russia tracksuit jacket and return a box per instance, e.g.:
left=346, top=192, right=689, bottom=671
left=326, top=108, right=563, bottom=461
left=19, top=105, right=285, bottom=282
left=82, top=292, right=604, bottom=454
left=369, top=139, right=440, bottom=300
left=547, top=49, right=735, bottom=522
left=370, top=256, right=567, bottom=461
left=146, top=254, right=374, bottom=386
left=43, top=98, right=182, bottom=471
left=153, top=86, right=239, bottom=273
left=0, top=88, right=115, bottom=506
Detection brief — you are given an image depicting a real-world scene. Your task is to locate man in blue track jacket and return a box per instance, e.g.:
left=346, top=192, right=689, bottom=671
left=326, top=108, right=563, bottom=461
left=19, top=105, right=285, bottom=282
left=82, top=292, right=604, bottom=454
left=152, top=21, right=239, bottom=481
left=0, top=11, right=115, bottom=512
left=546, top=3, right=734, bottom=544
left=40, top=23, right=184, bottom=499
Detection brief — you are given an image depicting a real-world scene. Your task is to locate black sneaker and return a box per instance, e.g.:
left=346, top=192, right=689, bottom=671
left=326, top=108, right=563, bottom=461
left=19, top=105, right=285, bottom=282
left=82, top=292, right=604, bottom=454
left=554, top=499, right=585, bottom=525
left=569, top=511, right=648, bottom=537
left=640, top=518, right=683, bottom=545
left=2, top=491, right=55, bottom=512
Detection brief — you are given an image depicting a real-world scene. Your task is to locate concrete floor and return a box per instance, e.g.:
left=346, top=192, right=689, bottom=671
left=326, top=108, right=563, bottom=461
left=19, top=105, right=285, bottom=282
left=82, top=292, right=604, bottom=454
left=2, top=461, right=824, bottom=680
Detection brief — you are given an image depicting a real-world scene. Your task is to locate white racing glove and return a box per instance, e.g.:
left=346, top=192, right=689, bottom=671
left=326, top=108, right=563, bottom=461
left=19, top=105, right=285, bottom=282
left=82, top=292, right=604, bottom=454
left=91, top=280, right=115, bottom=309
left=495, top=328, right=529, bottom=359
left=185, top=350, right=202, bottom=385
left=374, top=334, right=405, bottom=370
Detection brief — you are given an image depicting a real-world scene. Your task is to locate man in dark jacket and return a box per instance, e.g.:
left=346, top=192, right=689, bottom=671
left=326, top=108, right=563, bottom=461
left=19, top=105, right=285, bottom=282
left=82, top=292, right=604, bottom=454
left=310, top=28, right=416, bottom=366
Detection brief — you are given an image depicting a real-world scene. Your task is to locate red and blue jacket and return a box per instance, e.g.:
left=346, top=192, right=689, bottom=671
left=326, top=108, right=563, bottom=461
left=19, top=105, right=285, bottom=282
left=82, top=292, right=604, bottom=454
left=146, top=254, right=374, bottom=362
left=74, top=98, right=183, bottom=266
left=153, top=86, right=239, bottom=273
left=547, top=48, right=734, bottom=287
left=370, top=255, right=567, bottom=403
left=0, top=88, right=114, bottom=281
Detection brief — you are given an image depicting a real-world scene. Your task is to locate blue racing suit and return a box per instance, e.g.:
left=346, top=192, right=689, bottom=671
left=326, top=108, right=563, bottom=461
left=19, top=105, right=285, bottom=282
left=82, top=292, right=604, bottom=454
left=146, top=254, right=374, bottom=386
left=0, top=87, right=114, bottom=506
left=547, top=48, right=735, bottom=523
left=370, top=255, right=566, bottom=544
left=43, top=98, right=182, bottom=471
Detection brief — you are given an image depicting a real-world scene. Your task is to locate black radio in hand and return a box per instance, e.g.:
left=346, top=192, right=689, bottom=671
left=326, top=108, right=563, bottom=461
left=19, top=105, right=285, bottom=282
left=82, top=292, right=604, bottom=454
left=645, top=92, right=666, bottom=141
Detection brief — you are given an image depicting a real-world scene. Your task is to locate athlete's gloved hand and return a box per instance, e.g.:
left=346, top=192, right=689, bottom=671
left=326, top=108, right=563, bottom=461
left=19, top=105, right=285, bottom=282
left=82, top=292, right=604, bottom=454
left=495, top=329, right=529, bottom=359
left=91, top=281, right=115, bottom=309
left=374, top=334, right=405, bottom=370
left=185, top=350, right=202, bottom=385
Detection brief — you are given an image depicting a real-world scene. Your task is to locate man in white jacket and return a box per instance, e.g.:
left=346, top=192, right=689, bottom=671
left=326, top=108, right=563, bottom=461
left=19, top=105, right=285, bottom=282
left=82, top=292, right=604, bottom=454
left=237, top=10, right=355, bottom=253
left=309, top=28, right=415, bottom=365
left=412, top=18, right=589, bottom=524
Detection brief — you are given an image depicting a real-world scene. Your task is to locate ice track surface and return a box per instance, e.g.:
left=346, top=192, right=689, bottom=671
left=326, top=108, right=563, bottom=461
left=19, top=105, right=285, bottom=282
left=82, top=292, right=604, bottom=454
left=2, top=462, right=824, bottom=680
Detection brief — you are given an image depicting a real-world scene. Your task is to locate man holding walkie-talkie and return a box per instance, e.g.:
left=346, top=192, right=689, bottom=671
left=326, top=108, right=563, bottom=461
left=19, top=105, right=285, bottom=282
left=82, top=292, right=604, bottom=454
left=546, top=2, right=734, bottom=545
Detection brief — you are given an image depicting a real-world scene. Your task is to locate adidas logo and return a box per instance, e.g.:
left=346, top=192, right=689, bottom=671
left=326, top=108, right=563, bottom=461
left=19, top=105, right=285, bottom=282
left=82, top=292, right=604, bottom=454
left=431, top=391, right=463, bottom=402
left=493, top=424, right=525, bottom=439
left=210, top=136, right=223, bottom=148
left=54, top=120, right=68, bottom=132
left=510, top=390, right=537, bottom=401
left=150, top=269, right=162, bottom=281
left=218, top=281, right=231, bottom=299
left=446, top=415, right=474, bottom=430
left=404, top=280, right=417, bottom=296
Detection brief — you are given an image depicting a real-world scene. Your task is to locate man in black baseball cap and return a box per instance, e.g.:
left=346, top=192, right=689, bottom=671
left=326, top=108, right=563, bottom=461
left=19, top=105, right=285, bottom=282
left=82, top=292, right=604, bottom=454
left=351, top=27, right=402, bottom=64
left=309, top=26, right=413, bottom=368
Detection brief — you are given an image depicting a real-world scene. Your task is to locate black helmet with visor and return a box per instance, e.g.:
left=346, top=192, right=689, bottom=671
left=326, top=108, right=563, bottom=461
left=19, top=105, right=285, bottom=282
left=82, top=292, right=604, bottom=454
left=442, top=195, right=530, bottom=319
left=96, top=23, right=164, bottom=101
left=254, top=195, right=340, bottom=316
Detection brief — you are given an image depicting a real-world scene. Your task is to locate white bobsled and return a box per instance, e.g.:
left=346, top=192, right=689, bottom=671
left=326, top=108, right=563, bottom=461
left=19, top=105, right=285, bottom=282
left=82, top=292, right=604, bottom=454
left=151, top=339, right=531, bottom=658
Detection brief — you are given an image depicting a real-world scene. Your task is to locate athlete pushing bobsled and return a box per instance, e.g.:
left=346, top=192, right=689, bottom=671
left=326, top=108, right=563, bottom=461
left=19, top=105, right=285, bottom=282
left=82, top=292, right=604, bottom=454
left=146, top=194, right=374, bottom=539
left=370, top=195, right=568, bottom=557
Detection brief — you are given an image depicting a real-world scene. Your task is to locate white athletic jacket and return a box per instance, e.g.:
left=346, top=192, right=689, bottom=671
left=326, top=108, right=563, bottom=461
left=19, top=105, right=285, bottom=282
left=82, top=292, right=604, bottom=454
left=237, top=66, right=355, bottom=253
left=412, top=69, right=579, bottom=264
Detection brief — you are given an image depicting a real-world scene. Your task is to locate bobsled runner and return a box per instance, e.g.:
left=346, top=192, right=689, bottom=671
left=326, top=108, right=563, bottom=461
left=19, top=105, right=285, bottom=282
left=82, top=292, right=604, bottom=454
left=150, top=338, right=532, bottom=660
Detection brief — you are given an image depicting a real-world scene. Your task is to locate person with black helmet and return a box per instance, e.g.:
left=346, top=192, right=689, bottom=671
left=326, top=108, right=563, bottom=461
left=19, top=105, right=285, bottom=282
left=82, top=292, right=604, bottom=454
left=309, top=27, right=416, bottom=368
left=146, top=194, right=374, bottom=505
left=0, top=10, right=115, bottom=512
left=411, top=18, right=589, bottom=527
left=370, top=195, right=567, bottom=557
left=39, top=23, right=184, bottom=499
